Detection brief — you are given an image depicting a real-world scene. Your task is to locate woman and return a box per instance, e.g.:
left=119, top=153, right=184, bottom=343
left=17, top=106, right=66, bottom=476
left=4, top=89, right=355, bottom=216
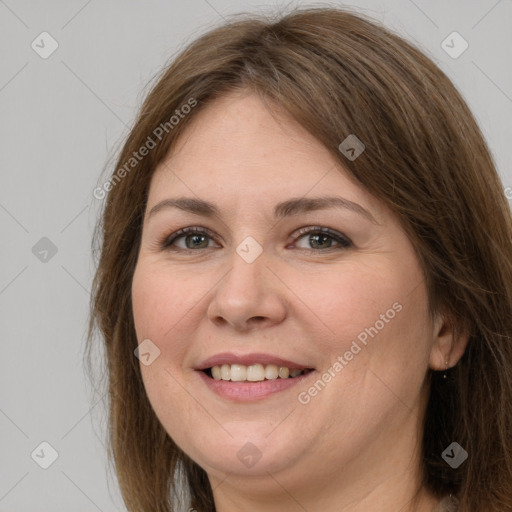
left=87, top=6, right=512, bottom=512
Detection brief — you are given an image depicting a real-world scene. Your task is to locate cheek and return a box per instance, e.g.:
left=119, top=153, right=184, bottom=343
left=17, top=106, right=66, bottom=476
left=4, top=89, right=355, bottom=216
left=290, top=261, right=406, bottom=352
left=131, top=262, right=191, bottom=347
left=131, top=262, right=197, bottom=438
left=292, top=262, right=430, bottom=436
left=297, top=256, right=430, bottom=381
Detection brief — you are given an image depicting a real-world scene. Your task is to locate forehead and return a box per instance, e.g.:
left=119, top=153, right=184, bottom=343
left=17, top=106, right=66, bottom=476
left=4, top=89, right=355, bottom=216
left=169, top=91, right=328, bottom=171
left=147, top=90, right=384, bottom=223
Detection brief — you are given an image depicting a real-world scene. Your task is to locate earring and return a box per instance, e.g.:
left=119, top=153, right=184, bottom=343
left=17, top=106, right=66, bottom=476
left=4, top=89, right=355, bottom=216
left=443, top=359, right=449, bottom=379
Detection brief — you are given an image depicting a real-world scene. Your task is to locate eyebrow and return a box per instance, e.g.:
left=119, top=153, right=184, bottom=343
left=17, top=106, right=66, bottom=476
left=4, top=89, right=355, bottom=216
left=147, top=196, right=379, bottom=224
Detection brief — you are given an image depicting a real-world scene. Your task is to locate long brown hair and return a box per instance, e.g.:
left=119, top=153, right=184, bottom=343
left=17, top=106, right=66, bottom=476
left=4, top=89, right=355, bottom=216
left=87, top=6, right=512, bottom=511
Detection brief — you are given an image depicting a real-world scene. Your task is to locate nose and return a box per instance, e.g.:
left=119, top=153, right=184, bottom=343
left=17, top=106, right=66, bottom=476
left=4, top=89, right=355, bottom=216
left=206, top=246, right=287, bottom=332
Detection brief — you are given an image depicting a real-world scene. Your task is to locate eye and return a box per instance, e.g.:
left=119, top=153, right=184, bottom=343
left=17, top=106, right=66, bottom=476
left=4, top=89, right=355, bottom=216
left=160, top=225, right=352, bottom=252
left=161, top=226, right=219, bottom=251
left=291, top=226, right=353, bottom=251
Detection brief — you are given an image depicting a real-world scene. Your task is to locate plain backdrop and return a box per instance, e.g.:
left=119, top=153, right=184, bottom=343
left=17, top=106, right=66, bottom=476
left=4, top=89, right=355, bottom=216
left=1, top=0, right=511, bottom=510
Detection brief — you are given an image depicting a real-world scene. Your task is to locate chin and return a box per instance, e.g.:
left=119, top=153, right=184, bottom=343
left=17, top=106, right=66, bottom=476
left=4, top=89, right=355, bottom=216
left=178, top=428, right=303, bottom=478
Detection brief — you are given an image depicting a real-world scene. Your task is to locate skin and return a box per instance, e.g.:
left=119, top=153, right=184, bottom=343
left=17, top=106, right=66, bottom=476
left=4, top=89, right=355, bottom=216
left=131, top=89, right=468, bottom=512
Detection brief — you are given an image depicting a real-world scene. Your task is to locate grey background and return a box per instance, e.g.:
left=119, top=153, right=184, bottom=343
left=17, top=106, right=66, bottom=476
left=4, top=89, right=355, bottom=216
left=0, top=0, right=511, bottom=510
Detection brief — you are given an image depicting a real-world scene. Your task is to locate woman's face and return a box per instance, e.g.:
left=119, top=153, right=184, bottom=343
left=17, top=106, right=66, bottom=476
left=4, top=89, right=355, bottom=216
left=131, top=90, right=439, bottom=494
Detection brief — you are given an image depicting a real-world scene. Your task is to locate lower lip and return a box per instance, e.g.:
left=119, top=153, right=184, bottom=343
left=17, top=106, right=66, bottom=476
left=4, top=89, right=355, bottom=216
left=196, top=370, right=315, bottom=402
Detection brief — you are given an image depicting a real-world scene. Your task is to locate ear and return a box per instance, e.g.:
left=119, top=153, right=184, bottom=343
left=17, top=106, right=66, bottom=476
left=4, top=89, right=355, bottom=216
left=428, top=311, right=470, bottom=371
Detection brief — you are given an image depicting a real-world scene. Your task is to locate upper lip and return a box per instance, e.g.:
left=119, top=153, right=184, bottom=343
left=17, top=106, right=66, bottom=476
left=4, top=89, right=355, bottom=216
left=196, top=352, right=314, bottom=371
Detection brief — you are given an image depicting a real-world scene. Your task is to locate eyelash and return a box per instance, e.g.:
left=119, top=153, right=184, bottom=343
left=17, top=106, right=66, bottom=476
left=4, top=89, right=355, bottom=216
left=160, top=225, right=353, bottom=253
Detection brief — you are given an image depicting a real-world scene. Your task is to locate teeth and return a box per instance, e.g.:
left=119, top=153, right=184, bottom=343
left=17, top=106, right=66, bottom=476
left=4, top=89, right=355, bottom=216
left=265, top=364, right=279, bottom=380
left=209, top=363, right=307, bottom=381
left=247, top=363, right=265, bottom=381
left=278, top=366, right=289, bottom=379
left=220, top=364, right=231, bottom=380
left=230, top=364, right=247, bottom=381
left=211, top=365, right=221, bottom=380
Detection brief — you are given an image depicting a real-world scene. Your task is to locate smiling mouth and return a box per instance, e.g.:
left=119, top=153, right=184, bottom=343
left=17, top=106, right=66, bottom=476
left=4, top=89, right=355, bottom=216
left=203, top=363, right=314, bottom=382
